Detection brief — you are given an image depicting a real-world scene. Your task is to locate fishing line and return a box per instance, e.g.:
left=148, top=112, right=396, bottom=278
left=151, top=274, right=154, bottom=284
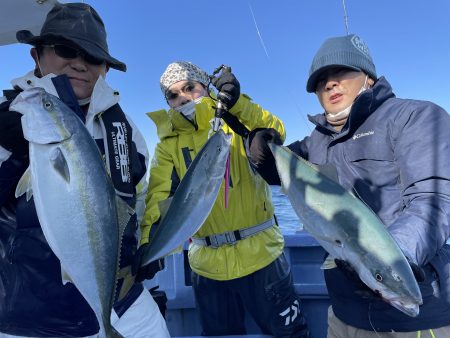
left=248, top=2, right=270, bottom=60
left=247, top=2, right=313, bottom=135
left=368, top=302, right=382, bottom=338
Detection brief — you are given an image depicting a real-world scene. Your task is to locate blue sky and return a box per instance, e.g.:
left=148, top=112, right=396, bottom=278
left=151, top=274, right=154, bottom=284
left=2, top=0, right=450, bottom=152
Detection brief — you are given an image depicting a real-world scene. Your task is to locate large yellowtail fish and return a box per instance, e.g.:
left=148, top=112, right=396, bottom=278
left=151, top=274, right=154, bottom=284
left=12, top=87, right=130, bottom=338
left=269, top=143, right=422, bottom=317
left=139, top=129, right=232, bottom=266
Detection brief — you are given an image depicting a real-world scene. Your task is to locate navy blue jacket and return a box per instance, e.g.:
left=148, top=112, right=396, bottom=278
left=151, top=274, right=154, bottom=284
left=0, top=76, right=148, bottom=336
left=288, top=77, right=450, bottom=331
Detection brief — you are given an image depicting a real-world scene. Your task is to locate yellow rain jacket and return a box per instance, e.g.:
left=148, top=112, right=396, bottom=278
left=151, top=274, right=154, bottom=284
left=142, top=94, right=286, bottom=280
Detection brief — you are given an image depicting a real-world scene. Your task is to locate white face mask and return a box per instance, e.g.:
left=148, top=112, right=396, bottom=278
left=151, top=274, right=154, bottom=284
left=174, top=96, right=203, bottom=121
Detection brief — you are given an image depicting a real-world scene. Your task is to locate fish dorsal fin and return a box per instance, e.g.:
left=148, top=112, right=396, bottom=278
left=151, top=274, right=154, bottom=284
left=50, top=147, right=70, bottom=183
left=15, top=166, right=33, bottom=201
left=158, top=197, right=173, bottom=220
left=313, top=163, right=340, bottom=184
left=113, top=196, right=135, bottom=305
left=60, top=267, right=73, bottom=285
left=115, top=195, right=135, bottom=236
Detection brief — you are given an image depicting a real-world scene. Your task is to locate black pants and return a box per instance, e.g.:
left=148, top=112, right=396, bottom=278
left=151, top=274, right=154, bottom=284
left=191, top=253, right=309, bottom=337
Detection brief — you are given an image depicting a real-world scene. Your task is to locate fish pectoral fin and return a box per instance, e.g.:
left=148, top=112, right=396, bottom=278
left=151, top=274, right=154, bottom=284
left=321, top=255, right=338, bottom=270
left=304, top=225, right=345, bottom=248
left=158, top=197, right=173, bottom=220
left=15, top=166, right=33, bottom=200
left=51, top=147, right=70, bottom=183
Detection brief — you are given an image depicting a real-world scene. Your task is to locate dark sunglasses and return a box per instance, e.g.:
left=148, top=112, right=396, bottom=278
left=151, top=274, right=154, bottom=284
left=42, top=44, right=105, bottom=66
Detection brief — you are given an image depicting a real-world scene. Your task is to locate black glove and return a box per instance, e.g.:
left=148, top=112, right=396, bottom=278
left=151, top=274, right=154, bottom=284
left=211, top=68, right=240, bottom=109
left=334, top=258, right=381, bottom=300
left=0, top=105, right=28, bottom=158
left=132, top=243, right=165, bottom=283
left=406, top=257, right=426, bottom=283
left=334, top=258, right=361, bottom=283
left=248, top=128, right=282, bottom=185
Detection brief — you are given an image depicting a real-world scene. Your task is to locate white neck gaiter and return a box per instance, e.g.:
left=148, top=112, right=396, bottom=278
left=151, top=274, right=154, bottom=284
left=326, top=75, right=369, bottom=128
left=78, top=97, right=91, bottom=106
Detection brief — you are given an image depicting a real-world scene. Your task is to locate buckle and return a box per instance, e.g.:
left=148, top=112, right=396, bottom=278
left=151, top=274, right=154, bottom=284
left=209, top=231, right=237, bottom=247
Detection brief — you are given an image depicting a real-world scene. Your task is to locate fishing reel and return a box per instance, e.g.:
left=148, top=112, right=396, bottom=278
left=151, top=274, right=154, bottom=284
left=209, top=64, right=231, bottom=132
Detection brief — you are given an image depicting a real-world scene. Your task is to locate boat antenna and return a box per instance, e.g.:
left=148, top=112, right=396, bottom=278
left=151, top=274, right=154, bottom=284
left=341, top=0, right=349, bottom=35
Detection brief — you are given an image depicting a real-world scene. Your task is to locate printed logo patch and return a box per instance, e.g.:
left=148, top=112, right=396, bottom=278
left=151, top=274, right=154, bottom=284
left=353, top=130, right=374, bottom=140
left=112, top=121, right=131, bottom=183
left=351, top=35, right=371, bottom=57
left=279, top=300, right=300, bottom=326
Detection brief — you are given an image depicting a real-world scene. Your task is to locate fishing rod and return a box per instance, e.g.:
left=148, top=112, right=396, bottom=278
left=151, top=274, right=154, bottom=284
left=342, top=0, right=349, bottom=35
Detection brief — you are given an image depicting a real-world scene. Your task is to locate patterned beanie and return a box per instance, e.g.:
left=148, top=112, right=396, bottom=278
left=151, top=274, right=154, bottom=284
left=160, top=61, right=210, bottom=95
left=306, top=34, right=377, bottom=92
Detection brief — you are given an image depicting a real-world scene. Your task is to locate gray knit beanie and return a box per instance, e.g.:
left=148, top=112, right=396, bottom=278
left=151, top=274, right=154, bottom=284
left=306, top=34, right=377, bottom=92
left=160, top=61, right=209, bottom=95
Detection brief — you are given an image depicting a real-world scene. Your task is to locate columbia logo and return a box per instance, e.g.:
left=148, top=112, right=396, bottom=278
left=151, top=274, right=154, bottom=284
left=353, top=130, right=374, bottom=140
left=280, top=300, right=300, bottom=326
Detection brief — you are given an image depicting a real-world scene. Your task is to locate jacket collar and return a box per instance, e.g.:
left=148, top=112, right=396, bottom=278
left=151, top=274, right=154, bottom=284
left=147, top=96, right=217, bottom=141
left=308, top=76, right=396, bottom=136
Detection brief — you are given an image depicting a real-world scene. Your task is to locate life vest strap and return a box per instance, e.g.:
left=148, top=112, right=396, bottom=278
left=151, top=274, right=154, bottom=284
left=191, top=216, right=276, bottom=248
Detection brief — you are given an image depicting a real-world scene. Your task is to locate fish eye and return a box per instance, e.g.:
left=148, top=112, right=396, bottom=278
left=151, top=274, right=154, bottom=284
left=375, top=272, right=383, bottom=282
left=43, top=100, right=53, bottom=110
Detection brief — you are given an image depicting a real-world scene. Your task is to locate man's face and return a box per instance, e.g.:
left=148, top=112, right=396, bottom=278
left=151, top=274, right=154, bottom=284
left=165, top=80, right=207, bottom=108
left=315, top=67, right=374, bottom=115
left=32, top=44, right=108, bottom=100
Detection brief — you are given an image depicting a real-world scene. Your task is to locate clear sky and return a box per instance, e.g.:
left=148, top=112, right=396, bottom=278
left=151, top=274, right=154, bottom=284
left=2, top=0, right=450, bottom=153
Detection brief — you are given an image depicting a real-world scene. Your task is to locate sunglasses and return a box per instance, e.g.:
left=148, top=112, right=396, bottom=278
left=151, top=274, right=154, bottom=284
left=42, top=44, right=105, bottom=66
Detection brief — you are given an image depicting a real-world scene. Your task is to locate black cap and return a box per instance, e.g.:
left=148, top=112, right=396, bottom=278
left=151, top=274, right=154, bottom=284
left=16, top=2, right=126, bottom=72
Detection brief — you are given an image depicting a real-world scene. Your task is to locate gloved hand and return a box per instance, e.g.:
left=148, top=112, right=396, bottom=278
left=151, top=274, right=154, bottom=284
left=334, top=258, right=382, bottom=300
left=211, top=68, right=240, bottom=109
left=0, top=106, right=28, bottom=158
left=248, top=128, right=282, bottom=185
left=334, top=258, right=361, bottom=283
left=132, top=243, right=165, bottom=283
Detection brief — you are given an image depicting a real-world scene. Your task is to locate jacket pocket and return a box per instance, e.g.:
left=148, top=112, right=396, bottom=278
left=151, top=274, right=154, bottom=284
left=344, top=141, right=398, bottom=189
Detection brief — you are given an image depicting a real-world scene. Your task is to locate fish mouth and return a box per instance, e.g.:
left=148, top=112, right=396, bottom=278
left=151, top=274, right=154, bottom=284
left=387, top=299, right=420, bottom=317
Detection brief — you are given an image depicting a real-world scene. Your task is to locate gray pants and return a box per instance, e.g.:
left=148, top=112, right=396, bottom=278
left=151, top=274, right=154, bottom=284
left=327, top=306, right=450, bottom=338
